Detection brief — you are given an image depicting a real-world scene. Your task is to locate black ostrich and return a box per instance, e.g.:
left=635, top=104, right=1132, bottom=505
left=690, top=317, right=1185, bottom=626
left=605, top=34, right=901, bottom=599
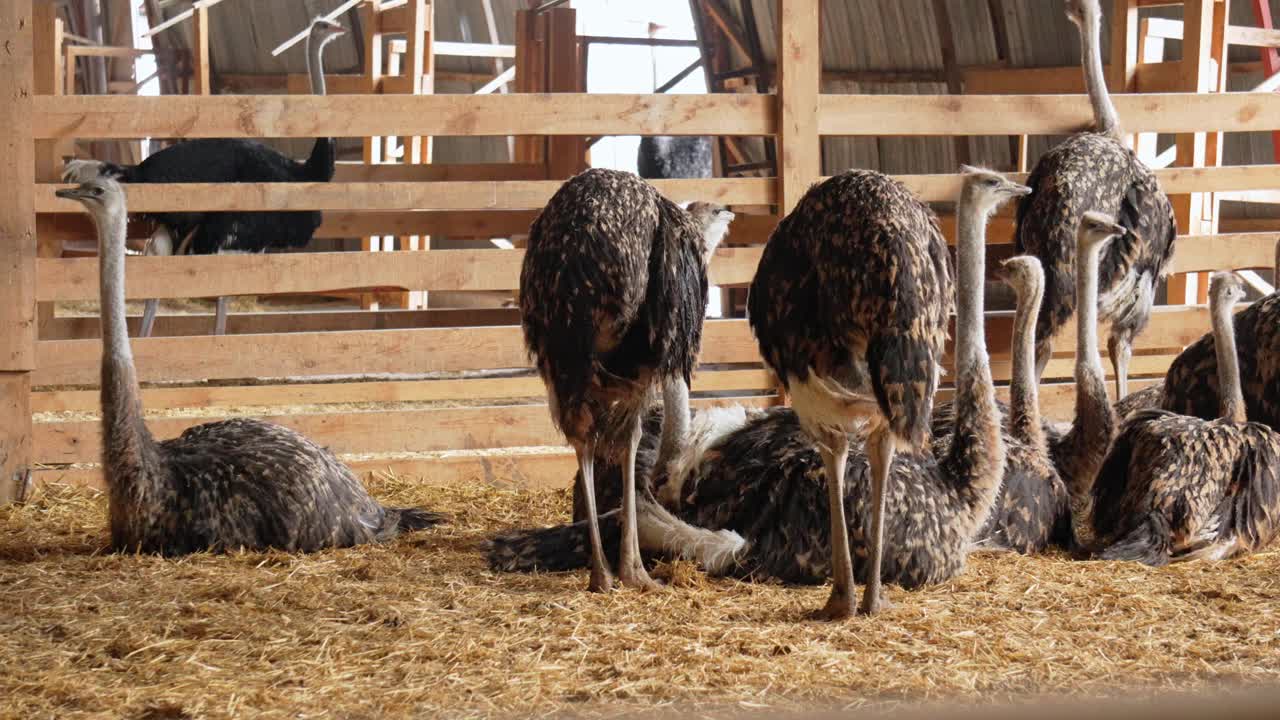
left=492, top=169, right=1025, bottom=591
left=1090, top=271, right=1280, bottom=564
left=518, top=167, right=732, bottom=591
left=637, top=137, right=713, bottom=180
left=62, top=17, right=345, bottom=337
left=1016, top=0, right=1177, bottom=400
left=57, top=177, right=443, bottom=555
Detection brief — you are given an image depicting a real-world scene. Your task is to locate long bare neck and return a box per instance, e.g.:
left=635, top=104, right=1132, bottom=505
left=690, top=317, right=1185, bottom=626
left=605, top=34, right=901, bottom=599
left=306, top=33, right=327, bottom=96
left=96, top=207, right=156, bottom=484
left=1009, top=281, right=1046, bottom=449
left=1081, top=14, right=1122, bottom=139
left=1212, top=297, right=1247, bottom=423
left=947, top=191, right=1005, bottom=524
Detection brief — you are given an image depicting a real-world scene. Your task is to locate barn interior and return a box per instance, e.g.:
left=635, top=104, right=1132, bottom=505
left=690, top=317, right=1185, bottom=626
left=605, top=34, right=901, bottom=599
left=3, top=0, right=1280, bottom=717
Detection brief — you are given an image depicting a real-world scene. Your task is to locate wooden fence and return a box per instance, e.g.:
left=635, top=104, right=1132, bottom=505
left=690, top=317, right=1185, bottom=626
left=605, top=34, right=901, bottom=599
left=2, top=0, right=1280, bottom=500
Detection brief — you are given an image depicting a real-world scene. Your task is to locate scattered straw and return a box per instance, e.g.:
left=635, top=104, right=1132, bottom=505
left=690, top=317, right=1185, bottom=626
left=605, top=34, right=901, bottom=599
left=3, top=475, right=1280, bottom=719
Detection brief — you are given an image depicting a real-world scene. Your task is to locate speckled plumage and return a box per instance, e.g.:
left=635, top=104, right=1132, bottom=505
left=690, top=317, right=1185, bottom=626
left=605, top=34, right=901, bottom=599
left=1114, top=382, right=1164, bottom=419
left=519, top=168, right=712, bottom=443
left=60, top=176, right=442, bottom=557
left=749, top=170, right=952, bottom=448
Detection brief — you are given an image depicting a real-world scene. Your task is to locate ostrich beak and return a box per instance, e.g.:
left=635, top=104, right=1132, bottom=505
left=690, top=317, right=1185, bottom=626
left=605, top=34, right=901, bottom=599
left=1007, top=183, right=1032, bottom=197
left=55, top=186, right=89, bottom=201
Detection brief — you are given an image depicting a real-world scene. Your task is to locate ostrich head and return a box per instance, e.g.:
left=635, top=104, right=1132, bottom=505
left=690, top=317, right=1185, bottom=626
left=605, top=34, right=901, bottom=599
left=1077, top=211, right=1126, bottom=252
left=685, top=202, right=735, bottom=262
left=959, top=165, right=1031, bottom=215
left=309, top=16, right=346, bottom=47
left=997, top=255, right=1045, bottom=302
left=56, top=177, right=127, bottom=236
left=1209, top=271, right=1247, bottom=310
left=1064, top=0, right=1101, bottom=29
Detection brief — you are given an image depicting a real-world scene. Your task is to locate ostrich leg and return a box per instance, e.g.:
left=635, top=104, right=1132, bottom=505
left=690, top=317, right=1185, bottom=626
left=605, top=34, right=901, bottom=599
left=860, top=424, right=895, bottom=616
left=618, top=412, right=660, bottom=590
left=574, top=441, right=614, bottom=592
left=214, top=296, right=230, bottom=336
left=139, top=300, right=159, bottom=338
left=1108, top=334, right=1131, bottom=400
left=817, top=432, right=856, bottom=619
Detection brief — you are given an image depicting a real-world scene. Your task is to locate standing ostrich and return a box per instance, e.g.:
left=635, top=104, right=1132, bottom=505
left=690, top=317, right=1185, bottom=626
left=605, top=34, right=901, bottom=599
left=1090, top=271, right=1280, bottom=564
left=1016, top=0, right=1177, bottom=399
left=57, top=177, right=442, bottom=555
left=1114, top=240, right=1280, bottom=430
left=518, top=168, right=732, bottom=591
left=746, top=167, right=1015, bottom=617
left=492, top=168, right=1022, bottom=591
left=62, top=17, right=345, bottom=337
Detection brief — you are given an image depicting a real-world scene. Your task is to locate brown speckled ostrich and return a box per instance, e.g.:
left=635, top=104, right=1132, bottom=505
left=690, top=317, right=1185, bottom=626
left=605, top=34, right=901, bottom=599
left=56, top=178, right=442, bottom=555
left=1091, top=271, right=1280, bottom=564
left=491, top=168, right=1023, bottom=593
left=1017, top=0, right=1177, bottom=400
left=746, top=167, right=1017, bottom=616
left=518, top=168, right=731, bottom=591
left=1115, top=239, right=1280, bottom=430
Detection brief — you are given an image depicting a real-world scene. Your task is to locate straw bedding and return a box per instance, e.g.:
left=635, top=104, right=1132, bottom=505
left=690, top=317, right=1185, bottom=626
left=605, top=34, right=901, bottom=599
left=3, top=473, right=1280, bottom=719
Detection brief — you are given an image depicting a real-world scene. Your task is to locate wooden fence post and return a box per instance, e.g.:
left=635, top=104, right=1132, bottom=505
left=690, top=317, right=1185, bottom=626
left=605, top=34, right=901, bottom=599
left=775, top=0, right=820, bottom=216
left=1, top=0, right=37, bottom=504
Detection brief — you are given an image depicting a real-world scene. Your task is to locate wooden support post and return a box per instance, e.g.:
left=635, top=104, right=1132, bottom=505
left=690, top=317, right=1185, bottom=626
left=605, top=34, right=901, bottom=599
left=776, top=0, right=820, bottom=215
left=33, top=0, right=63, bottom=339
left=361, top=0, right=385, bottom=310
left=1, top=0, right=36, bottom=504
left=932, top=0, right=970, bottom=165
left=545, top=7, right=584, bottom=180
left=1110, top=0, right=1140, bottom=148
left=192, top=3, right=211, bottom=95
left=513, top=9, right=547, bottom=169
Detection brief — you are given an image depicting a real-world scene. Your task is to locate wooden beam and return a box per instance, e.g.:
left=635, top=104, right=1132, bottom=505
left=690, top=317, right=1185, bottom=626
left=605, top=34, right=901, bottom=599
left=1167, top=232, right=1280, bottom=274
left=0, top=0, right=36, bottom=504
left=545, top=7, right=584, bottom=180
left=32, top=93, right=774, bottom=139
left=192, top=3, right=210, bottom=95
left=776, top=0, right=821, bottom=214
left=37, top=178, right=776, bottom=213
left=702, top=0, right=752, bottom=60
left=932, top=0, right=970, bottom=165
left=330, top=161, right=546, bottom=182
left=35, top=246, right=765, bottom=301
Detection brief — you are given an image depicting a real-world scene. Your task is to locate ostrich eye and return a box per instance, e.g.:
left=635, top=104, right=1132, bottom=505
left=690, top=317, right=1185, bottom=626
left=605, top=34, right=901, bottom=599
left=985, top=178, right=998, bottom=186
left=92, top=187, right=103, bottom=196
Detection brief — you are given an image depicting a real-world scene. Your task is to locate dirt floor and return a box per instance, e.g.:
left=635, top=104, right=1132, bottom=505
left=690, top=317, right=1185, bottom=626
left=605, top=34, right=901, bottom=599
left=3, top=476, right=1280, bottom=720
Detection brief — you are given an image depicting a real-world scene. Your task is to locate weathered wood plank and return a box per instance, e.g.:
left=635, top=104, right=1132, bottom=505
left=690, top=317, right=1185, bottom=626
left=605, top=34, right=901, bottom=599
left=776, top=0, right=821, bottom=214
left=32, top=93, right=775, bottom=139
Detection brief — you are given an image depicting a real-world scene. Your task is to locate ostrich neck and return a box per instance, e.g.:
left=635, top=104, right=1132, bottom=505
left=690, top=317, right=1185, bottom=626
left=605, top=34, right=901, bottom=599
left=1081, top=15, right=1121, bottom=139
left=1212, top=299, right=1247, bottom=423
left=1009, top=283, right=1045, bottom=449
left=97, top=209, right=156, bottom=486
left=947, top=191, right=1005, bottom=526
left=1076, top=243, right=1104, bottom=375
left=306, top=34, right=327, bottom=96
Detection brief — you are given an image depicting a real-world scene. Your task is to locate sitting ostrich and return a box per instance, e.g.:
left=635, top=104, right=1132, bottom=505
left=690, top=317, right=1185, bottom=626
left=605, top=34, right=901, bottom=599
left=1115, top=239, right=1280, bottom=431
left=62, top=17, right=345, bottom=337
left=518, top=167, right=732, bottom=591
left=492, top=168, right=1023, bottom=591
left=57, top=177, right=442, bottom=555
left=1090, top=271, right=1280, bottom=564
left=1016, top=0, right=1177, bottom=400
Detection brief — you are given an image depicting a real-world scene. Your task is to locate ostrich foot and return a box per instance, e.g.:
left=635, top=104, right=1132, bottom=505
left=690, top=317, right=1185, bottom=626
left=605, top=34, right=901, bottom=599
left=588, top=566, right=616, bottom=593
left=814, top=586, right=856, bottom=621
left=857, top=589, right=892, bottom=616
left=618, top=557, right=662, bottom=591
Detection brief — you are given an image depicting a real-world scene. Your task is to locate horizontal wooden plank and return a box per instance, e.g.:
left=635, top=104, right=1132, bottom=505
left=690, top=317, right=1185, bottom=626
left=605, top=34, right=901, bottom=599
left=41, top=308, right=522, bottom=341
left=1168, top=233, right=1280, bottom=274
left=36, top=246, right=764, bottom=301
left=32, top=94, right=775, bottom=139
left=315, top=210, right=540, bottom=239
left=37, top=178, right=775, bottom=213
left=884, top=165, right=1280, bottom=203
left=32, top=369, right=777, bottom=414
left=818, top=93, right=1280, bottom=135
left=34, top=396, right=778, bottom=464
left=330, top=162, right=546, bottom=183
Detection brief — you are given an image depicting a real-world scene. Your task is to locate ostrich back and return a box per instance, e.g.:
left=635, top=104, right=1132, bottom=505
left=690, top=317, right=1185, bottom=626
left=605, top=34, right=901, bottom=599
left=637, top=136, right=713, bottom=179
left=748, top=170, right=952, bottom=448
left=1159, top=293, right=1280, bottom=432
left=519, top=168, right=710, bottom=440
left=1090, top=409, right=1280, bottom=564
left=129, top=138, right=329, bottom=253
left=1016, top=133, right=1177, bottom=346
left=679, top=407, right=985, bottom=588
left=110, top=418, right=437, bottom=555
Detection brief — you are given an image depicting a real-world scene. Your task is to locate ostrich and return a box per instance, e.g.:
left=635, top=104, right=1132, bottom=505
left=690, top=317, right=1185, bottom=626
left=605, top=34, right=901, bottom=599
left=1090, top=271, right=1280, bottom=564
left=57, top=177, right=442, bottom=555
left=1115, top=239, right=1280, bottom=430
left=1016, top=0, right=1177, bottom=400
left=518, top=167, right=732, bottom=591
left=492, top=168, right=1022, bottom=591
left=62, top=17, right=345, bottom=337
